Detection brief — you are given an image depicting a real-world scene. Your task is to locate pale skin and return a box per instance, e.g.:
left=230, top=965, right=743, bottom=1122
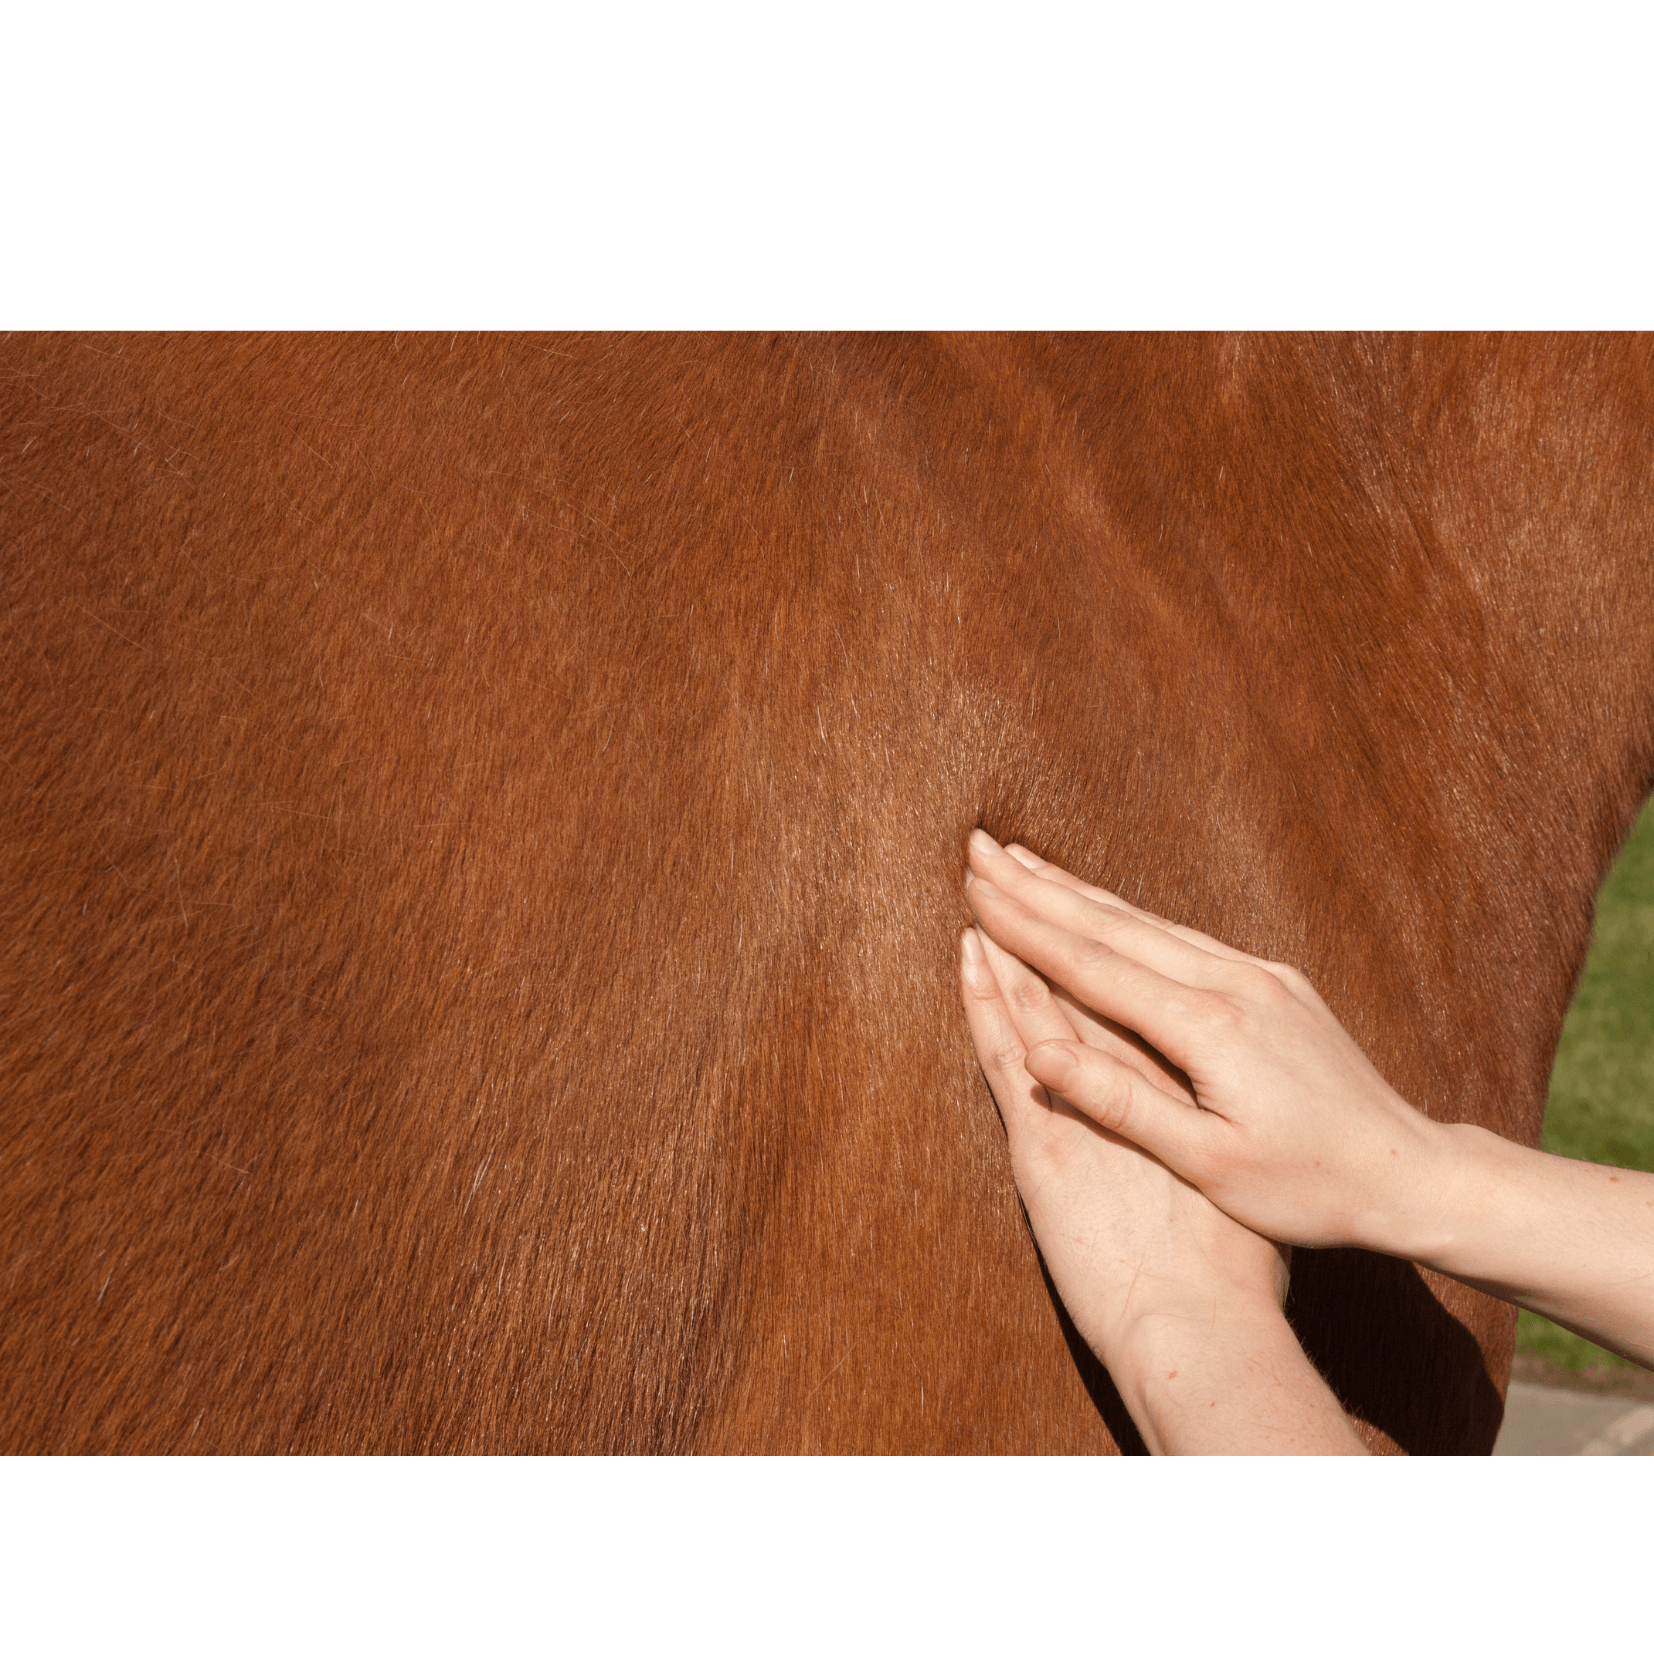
left=959, top=829, right=1654, bottom=1454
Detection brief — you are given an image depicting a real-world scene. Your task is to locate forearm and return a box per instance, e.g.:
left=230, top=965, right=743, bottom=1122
left=1374, top=1123, right=1654, bottom=1369
left=1106, top=1297, right=1368, bottom=1455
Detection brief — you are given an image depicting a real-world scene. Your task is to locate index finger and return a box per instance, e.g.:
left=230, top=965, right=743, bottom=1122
left=957, top=926, right=1051, bottom=1137
left=969, top=834, right=1249, bottom=994
left=965, top=876, right=1213, bottom=1077
left=1001, top=844, right=1263, bottom=967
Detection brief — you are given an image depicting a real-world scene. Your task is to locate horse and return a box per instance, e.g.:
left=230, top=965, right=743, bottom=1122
left=4, top=333, right=1650, bottom=1451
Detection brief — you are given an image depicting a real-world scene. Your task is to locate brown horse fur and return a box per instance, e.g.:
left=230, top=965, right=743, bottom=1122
left=2, top=334, right=1651, bottom=1454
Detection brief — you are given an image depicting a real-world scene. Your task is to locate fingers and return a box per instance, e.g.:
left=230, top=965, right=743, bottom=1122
left=965, top=876, right=1215, bottom=1073
left=973, top=923, right=1088, bottom=1051
left=1001, top=843, right=1265, bottom=969
left=1022, top=1038, right=1212, bottom=1178
left=957, top=927, right=1049, bottom=1136
left=976, top=923, right=1199, bottom=1107
left=1045, top=975, right=1203, bottom=1107
left=984, top=832, right=1317, bottom=998
left=969, top=832, right=1248, bottom=991
left=969, top=907, right=1202, bottom=1107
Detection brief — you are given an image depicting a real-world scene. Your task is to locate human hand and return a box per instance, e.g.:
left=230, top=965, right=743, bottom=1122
left=963, top=830, right=1451, bottom=1256
left=957, top=912, right=1290, bottom=1378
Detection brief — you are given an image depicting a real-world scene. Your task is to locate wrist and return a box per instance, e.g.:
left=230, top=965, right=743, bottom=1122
left=1103, top=1287, right=1291, bottom=1422
left=1104, top=1291, right=1363, bottom=1455
left=1089, top=1238, right=1292, bottom=1397
left=1343, top=1112, right=1467, bottom=1262
left=1386, top=1121, right=1575, bottom=1294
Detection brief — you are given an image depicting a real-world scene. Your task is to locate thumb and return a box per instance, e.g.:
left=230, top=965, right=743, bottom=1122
left=1024, top=1040, right=1209, bottom=1175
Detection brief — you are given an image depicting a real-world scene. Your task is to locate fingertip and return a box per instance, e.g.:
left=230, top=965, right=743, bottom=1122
left=1023, top=1040, right=1079, bottom=1093
left=1004, top=843, right=1042, bottom=869
left=964, top=875, right=1007, bottom=920
left=960, top=926, right=998, bottom=994
left=972, top=923, right=1014, bottom=970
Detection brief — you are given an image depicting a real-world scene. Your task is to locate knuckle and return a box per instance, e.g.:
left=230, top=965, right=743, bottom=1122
left=1008, top=974, right=1048, bottom=1014
left=1195, top=990, right=1243, bottom=1035
left=989, top=1038, right=1026, bottom=1075
left=1088, top=1061, right=1133, bottom=1128
left=1103, top=1071, right=1133, bottom=1123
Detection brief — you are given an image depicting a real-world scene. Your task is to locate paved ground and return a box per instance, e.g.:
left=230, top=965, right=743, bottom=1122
left=1494, top=1380, right=1654, bottom=1455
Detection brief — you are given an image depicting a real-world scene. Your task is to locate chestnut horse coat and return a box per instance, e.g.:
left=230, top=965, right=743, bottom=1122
left=4, top=334, right=1651, bottom=1452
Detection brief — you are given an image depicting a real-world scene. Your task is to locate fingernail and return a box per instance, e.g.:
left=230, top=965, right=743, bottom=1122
left=970, top=828, right=1000, bottom=854
left=1025, top=1042, right=1078, bottom=1092
left=960, top=928, right=984, bottom=966
left=963, top=867, right=975, bottom=888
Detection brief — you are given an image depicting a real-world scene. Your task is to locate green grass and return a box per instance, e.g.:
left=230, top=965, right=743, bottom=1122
left=1515, top=795, right=1654, bottom=1372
